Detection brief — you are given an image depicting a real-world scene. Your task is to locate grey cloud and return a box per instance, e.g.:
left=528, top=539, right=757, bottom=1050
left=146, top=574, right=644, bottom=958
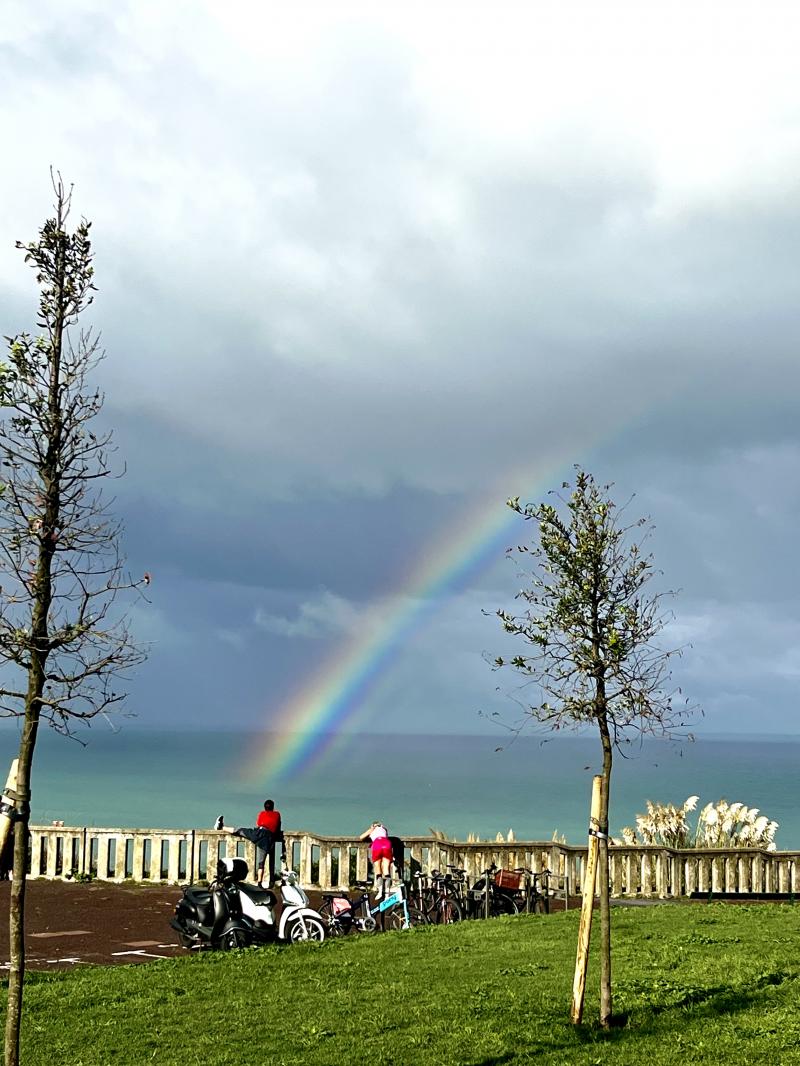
left=7, top=5, right=800, bottom=503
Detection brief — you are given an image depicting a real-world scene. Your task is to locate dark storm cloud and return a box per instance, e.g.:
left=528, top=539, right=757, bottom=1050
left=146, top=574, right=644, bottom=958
left=112, top=420, right=463, bottom=597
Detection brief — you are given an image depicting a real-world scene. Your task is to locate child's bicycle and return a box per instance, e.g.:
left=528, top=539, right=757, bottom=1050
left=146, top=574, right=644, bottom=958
left=319, top=882, right=427, bottom=934
left=319, top=884, right=378, bottom=935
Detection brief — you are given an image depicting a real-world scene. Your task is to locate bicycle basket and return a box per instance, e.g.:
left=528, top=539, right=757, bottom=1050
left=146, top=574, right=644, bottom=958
left=495, top=869, right=523, bottom=890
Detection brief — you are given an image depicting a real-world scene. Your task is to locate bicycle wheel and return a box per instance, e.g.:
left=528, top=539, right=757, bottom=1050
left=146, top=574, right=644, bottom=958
left=318, top=902, right=344, bottom=936
left=432, top=897, right=462, bottom=924
left=490, top=892, right=519, bottom=917
left=386, top=904, right=428, bottom=930
left=467, top=893, right=488, bottom=919
left=407, top=905, right=429, bottom=928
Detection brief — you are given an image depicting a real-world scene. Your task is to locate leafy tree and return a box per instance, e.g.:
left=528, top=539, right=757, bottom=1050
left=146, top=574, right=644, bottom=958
left=0, top=176, right=147, bottom=1066
left=492, top=468, right=693, bottom=1027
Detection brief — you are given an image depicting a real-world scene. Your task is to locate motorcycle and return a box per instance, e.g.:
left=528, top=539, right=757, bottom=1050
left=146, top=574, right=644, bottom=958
left=171, top=858, right=326, bottom=950
left=170, top=857, right=252, bottom=950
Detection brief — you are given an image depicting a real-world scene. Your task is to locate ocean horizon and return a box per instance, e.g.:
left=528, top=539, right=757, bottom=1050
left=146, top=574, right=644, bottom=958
left=0, top=726, right=797, bottom=849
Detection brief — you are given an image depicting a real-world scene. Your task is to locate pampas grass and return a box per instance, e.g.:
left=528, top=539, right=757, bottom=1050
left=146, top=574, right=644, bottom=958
left=622, top=796, right=779, bottom=851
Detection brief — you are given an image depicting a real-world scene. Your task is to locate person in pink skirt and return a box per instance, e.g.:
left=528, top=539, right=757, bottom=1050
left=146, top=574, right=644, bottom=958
left=360, top=820, right=394, bottom=900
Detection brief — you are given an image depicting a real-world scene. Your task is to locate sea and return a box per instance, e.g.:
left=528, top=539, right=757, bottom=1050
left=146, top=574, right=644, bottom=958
left=0, top=727, right=798, bottom=849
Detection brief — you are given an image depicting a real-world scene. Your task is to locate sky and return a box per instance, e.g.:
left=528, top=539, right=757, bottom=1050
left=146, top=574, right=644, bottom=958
left=1, top=1, right=800, bottom=747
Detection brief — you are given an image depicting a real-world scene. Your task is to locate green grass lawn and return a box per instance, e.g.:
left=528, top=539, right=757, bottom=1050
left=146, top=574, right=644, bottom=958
left=7, top=903, right=800, bottom=1065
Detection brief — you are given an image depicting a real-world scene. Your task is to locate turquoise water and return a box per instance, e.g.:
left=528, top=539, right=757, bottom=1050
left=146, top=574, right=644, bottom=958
left=1, top=728, right=798, bottom=848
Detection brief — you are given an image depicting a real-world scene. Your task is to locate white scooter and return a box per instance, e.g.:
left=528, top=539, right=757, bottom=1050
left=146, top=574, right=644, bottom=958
left=235, top=861, right=326, bottom=944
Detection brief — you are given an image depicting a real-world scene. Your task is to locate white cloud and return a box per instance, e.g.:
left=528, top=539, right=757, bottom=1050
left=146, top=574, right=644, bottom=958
left=254, top=590, right=358, bottom=638
left=668, top=600, right=800, bottom=686
left=215, top=628, right=246, bottom=650
left=126, top=602, right=188, bottom=648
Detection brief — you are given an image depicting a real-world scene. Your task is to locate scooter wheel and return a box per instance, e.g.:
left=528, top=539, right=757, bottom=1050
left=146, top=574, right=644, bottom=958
left=220, top=928, right=249, bottom=950
left=287, top=916, right=326, bottom=943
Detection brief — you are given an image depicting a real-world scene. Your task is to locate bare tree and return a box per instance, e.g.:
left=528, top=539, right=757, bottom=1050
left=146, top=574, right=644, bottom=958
left=0, top=176, right=147, bottom=1066
left=491, top=467, right=694, bottom=1028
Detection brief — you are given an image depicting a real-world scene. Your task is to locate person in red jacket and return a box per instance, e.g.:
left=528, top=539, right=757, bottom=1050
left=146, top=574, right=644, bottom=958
left=256, top=799, right=282, bottom=886
left=214, top=799, right=283, bottom=886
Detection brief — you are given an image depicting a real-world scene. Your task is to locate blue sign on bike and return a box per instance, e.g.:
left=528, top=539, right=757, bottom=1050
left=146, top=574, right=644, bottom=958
left=378, top=890, right=402, bottom=912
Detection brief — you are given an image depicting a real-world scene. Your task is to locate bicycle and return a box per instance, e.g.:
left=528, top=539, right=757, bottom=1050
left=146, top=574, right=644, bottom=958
left=467, top=865, right=520, bottom=919
left=319, top=884, right=378, bottom=935
left=374, top=880, right=428, bottom=930
left=407, top=870, right=430, bottom=914
left=425, top=869, right=463, bottom=924
left=445, top=865, right=469, bottom=912
left=320, top=881, right=427, bottom=933
left=510, top=867, right=550, bottom=915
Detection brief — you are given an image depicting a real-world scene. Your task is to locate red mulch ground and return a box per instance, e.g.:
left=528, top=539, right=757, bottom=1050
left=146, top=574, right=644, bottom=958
left=0, top=881, right=347, bottom=971
left=0, top=881, right=188, bottom=971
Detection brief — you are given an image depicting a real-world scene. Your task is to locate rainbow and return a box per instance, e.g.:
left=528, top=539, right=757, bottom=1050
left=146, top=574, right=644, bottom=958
left=240, top=448, right=589, bottom=785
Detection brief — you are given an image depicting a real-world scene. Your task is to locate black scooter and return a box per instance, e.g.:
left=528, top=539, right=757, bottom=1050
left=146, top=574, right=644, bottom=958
left=171, top=857, right=252, bottom=950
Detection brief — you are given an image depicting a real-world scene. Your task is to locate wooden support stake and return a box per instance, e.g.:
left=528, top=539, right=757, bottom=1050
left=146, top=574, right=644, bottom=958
left=570, top=775, right=602, bottom=1025
left=0, top=758, right=19, bottom=860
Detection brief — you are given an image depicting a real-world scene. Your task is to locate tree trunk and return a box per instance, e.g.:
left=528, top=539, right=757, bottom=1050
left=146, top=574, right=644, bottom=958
left=4, top=714, right=39, bottom=1066
left=598, top=717, right=613, bottom=1029
left=4, top=511, right=52, bottom=1066
left=0, top=178, right=144, bottom=1066
left=4, top=195, right=64, bottom=1066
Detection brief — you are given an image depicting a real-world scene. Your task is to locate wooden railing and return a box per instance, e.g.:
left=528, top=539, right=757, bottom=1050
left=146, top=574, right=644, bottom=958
left=19, top=825, right=800, bottom=898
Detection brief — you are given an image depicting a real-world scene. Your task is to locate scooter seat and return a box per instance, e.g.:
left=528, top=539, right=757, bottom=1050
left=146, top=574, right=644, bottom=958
left=184, top=887, right=212, bottom=907
left=238, top=883, right=277, bottom=907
